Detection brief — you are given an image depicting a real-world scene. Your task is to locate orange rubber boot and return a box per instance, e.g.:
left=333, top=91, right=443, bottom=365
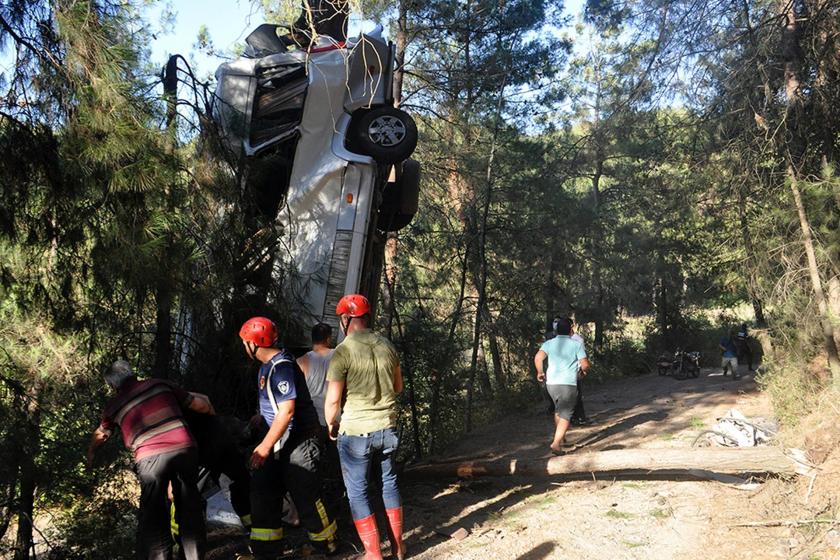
left=353, top=515, right=383, bottom=560
left=385, top=507, right=405, bottom=560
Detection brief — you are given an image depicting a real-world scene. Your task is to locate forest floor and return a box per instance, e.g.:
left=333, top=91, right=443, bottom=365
left=209, top=367, right=840, bottom=560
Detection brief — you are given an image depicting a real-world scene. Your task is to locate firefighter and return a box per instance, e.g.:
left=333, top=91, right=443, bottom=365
left=239, top=316, right=338, bottom=558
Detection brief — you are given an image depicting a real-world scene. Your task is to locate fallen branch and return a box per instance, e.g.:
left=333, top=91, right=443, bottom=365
left=404, top=447, right=812, bottom=481
left=732, top=518, right=839, bottom=528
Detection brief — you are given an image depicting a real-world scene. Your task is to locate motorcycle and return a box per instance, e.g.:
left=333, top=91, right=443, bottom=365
left=657, top=349, right=701, bottom=379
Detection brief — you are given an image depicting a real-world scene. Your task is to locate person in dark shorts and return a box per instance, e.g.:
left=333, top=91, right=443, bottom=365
left=569, top=318, right=590, bottom=425
left=720, top=328, right=740, bottom=379
left=735, top=323, right=754, bottom=372
left=541, top=322, right=557, bottom=416
left=534, top=317, right=590, bottom=455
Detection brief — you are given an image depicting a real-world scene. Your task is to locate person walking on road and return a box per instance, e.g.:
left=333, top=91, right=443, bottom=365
left=534, top=317, right=590, bottom=455
left=568, top=317, right=590, bottom=425
left=239, top=317, right=338, bottom=558
left=720, top=328, right=740, bottom=379
left=324, top=294, right=405, bottom=560
left=87, top=359, right=213, bottom=560
left=735, top=323, right=754, bottom=372
left=540, top=322, right=557, bottom=416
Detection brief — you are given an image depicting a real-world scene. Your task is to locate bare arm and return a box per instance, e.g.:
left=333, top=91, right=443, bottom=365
left=534, top=350, right=547, bottom=382
left=187, top=392, right=215, bottom=415
left=324, top=380, right=344, bottom=440
left=578, top=357, right=591, bottom=376
left=392, top=363, right=403, bottom=395
left=250, top=399, right=294, bottom=469
left=297, top=354, right=310, bottom=376
left=86, top=427, right=110, bottom=468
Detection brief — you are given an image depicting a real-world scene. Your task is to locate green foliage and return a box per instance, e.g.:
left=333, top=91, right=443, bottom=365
left=757, top=355, right=826, bottom=428
left=0, top=0, right=838, bottom=554
left=52, top=492, right=137, bottom=560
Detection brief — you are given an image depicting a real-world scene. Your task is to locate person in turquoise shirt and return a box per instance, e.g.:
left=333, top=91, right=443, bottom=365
left=534, top=317, right=589, bottom=455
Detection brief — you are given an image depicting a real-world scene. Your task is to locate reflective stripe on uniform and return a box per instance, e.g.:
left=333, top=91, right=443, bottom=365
left=170, top=502, right=179, bottom=537
left=308, top=519, right=337, bottom=541
left=315, top=499, right=330, bottom=527
left=250, top=527, right=283, bottom=541
left=309, top=499, right=337, bottom=542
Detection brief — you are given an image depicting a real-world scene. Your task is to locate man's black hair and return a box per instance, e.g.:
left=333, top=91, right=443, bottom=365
left=311, top=322, right=332, bottom=344
left=553, top=317, right=573, bottom=336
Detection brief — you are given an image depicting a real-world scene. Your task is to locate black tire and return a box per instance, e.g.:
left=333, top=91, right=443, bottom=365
left=349, top=107, right=418, bottom=164
left=379, top=159, right=421, bottom=231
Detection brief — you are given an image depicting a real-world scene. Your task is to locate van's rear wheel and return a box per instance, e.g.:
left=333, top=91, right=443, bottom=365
left=379, top=159, right=421, bottom=232
left=349, top=107, right=418, bottom=164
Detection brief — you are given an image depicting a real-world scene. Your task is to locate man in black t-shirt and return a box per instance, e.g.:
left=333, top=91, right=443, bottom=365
left=735, top=323, right=754, bottom=372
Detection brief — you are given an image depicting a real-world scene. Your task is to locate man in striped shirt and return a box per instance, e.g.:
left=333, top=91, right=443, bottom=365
left=87, top=360, right=213, bottom=560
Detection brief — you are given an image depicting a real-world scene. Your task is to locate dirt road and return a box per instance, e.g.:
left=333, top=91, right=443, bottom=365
left=399, top=369, right=799, bottom=560
left=209, top=368, right=814, bottom=559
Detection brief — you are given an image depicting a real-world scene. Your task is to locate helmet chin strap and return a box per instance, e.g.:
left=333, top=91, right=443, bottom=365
left=246, top=341, right=260, bottom=361
left=340, top=316, right=352, bottom=335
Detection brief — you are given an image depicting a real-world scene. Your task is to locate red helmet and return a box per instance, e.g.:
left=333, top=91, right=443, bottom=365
left=336, top=294, right=371, bottom=317
left=239, top=317, right=277, bottom=347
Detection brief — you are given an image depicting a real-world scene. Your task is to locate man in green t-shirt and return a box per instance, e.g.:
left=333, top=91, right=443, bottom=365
left=324, top=294, right=405, bottom=560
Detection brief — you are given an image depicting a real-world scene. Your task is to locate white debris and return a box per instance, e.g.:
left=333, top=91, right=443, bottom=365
left=206, top=475, right=244, bottom=528
left=707, top=409, right=776, bottom=448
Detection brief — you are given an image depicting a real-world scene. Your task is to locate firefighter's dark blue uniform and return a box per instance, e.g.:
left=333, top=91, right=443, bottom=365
left=249, top=350, right=337, bottom=556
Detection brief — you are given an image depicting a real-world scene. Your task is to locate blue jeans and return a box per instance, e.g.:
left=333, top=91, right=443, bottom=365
left=337, top=428, right=401, bottom=520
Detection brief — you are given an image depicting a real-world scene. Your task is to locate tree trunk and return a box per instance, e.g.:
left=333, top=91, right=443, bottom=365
left=382, top=235, right=398, bottom=339
left=465, top=301, right=483, bottom=432
left=657, top=271, right=668, bottom=342
left=590, top=74, right=607, bottom=353
left=778, top=0, right=840, bottom=378
left=405, top=446, right=804, bottom=480
left=787, top=163, right=840, bottom=377
left=544, top=250, right=557, bottom=330
left=428, top=370, right=442, bottom=454
left=14, top=461, right=35, bottom=560
left=381, top=0, right=410, bottom=338
left=829, top=276, right=840, bottom=349
left=14, top=393, right=40, bottom=560
left=465, top=63, right=507, bottom=430
left=382, top=272, right=423, bottom=459
left=594, top=283, right=605, bottom=351
left=484, top=307, right=506, bottom=390
left=737, top=184, right=767, bottom=327
left=153, top=280, right=174, bottom=378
